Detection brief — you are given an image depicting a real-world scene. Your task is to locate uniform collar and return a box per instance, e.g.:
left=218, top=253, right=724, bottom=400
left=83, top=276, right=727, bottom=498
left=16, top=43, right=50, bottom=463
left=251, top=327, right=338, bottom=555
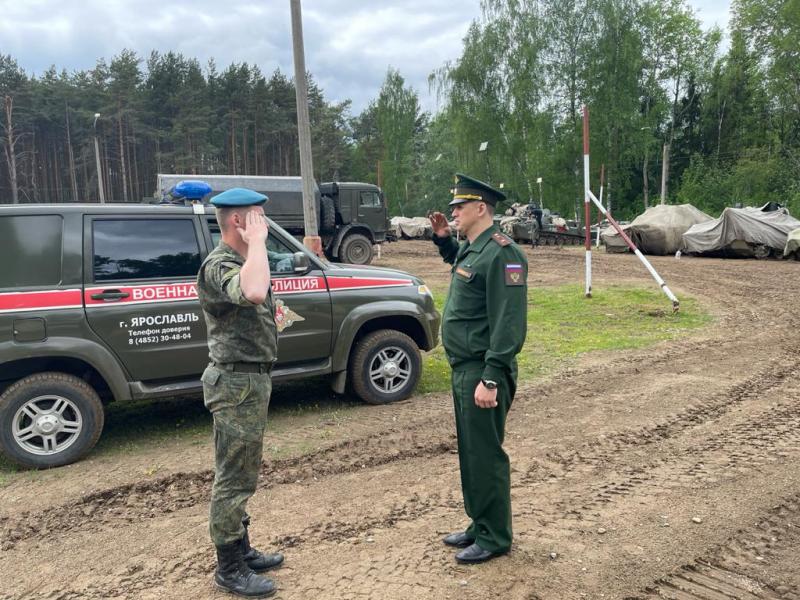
left=219, top=241, right=246, bottom=262
left=463, top=223, right=497, bottom=255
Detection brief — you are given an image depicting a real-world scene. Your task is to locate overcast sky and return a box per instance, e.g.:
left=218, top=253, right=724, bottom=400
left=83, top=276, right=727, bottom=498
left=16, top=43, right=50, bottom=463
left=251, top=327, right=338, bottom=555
left=0, top=0, right=732, bottom=115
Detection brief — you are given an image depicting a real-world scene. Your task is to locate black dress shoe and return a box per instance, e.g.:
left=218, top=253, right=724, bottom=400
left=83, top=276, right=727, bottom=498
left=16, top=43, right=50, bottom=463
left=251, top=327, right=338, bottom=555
left=442, top=531, right=475, bottom=548
left=455, top=542, right=504, bottom=564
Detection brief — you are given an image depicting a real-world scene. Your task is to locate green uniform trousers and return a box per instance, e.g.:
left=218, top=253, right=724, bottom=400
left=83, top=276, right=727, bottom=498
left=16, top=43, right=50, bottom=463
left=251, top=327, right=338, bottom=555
left=452, top=363, right=516, bottom=553
left=202, top=365, right=271, bottom=546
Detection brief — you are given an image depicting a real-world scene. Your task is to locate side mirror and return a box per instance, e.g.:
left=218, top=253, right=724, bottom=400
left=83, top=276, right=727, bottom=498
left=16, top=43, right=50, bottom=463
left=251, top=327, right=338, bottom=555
left=292, top=251, right=310, bottom=273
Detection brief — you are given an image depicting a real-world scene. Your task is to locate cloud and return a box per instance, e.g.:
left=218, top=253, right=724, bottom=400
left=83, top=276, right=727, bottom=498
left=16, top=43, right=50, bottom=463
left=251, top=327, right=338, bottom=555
left=0, top=0, right=729, bottom=115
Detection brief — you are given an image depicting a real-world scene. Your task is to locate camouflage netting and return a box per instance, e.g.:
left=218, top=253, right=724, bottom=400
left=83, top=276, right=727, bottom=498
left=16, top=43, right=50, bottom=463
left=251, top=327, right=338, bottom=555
left=601, top=204, right=713, bottom=255
left=682, top=205, right=800, bottom=257
left=389, top=216, right=433, bottom=239
left=784, top=227, right=800, bottom=260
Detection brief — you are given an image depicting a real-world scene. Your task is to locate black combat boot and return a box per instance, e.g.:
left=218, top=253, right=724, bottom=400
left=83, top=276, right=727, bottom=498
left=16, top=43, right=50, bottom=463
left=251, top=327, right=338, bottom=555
left=242, top=515, right=284, bottom=572
left=215, top=540, right=277, bottom=598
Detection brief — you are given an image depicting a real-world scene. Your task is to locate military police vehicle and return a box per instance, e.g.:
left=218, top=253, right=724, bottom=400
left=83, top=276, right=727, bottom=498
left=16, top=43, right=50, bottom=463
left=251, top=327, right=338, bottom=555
left=0, top=203, right=440, bottom=469
left=157, top=174, right=390, bottom=265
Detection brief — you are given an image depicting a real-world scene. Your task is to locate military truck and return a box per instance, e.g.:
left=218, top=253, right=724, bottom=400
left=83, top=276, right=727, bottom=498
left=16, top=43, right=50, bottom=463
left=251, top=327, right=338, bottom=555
left=0, top=203, right=440, bottom=469
left=157, top=174, right=389, bottom=265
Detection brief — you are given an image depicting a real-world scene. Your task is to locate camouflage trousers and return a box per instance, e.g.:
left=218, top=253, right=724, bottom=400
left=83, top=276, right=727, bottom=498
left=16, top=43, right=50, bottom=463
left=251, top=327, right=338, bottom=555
left=202, top=364, right=272, bottom=547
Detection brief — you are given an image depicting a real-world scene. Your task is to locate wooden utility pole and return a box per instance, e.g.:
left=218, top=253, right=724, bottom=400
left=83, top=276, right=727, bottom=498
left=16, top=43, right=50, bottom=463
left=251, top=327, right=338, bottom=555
left=290, top=0, right=322, bottom=256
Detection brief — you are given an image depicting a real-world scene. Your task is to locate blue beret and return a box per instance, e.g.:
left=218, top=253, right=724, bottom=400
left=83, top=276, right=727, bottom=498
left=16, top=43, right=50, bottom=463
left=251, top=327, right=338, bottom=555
left=210, top=187, right=269, bottom=207
left=449, top=172, right=506, bottom=206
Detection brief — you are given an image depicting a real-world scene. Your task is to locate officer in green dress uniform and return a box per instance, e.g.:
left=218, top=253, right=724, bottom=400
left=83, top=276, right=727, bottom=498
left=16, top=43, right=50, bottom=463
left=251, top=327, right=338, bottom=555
left=428, top=173, right=528, bottom=564
left=197, top=188, right=284, bottom=598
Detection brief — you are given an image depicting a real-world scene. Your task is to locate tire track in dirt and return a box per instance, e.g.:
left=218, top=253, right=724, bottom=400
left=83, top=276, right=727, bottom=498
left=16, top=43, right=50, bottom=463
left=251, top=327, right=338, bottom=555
left=627, top=497, right=800, bottom=600
left=523, top=391, right=800, bottom=535
left=529, top=357, right=800, bottom=482
left=0, top=426, right=455, bottom=549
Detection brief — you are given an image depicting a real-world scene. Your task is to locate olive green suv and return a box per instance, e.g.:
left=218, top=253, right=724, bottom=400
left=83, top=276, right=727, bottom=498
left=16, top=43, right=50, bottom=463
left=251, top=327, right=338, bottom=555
left=0, top=204, right=440, bottom=468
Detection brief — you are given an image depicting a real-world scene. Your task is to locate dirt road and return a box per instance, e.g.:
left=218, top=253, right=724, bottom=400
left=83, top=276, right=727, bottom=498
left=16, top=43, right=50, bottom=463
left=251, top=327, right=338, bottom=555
left=2, top=242, right=799, bottom=600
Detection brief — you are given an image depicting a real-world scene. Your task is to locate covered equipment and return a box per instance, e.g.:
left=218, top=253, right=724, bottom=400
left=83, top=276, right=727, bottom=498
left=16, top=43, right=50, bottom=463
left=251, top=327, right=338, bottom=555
left=601, top=204, right=712, bottom=255
left=682, top=204, right=800, bottom=258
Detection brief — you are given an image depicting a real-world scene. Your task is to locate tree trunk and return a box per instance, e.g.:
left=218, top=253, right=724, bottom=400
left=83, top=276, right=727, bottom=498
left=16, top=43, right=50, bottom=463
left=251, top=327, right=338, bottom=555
left=118, top=105, right=128, bottom=203
left=31, top=130, right=39, bottom=203
left=131, top=125, right=141, bottom=201
left=65, top=103, right=79, bottom=202
left=230, top=114, right=237, bottom=175
left=643, top=146, right=649, bottom=209
left=3, top=96, right=20, bottom=203
left=660, top=142, right=670, bottom=205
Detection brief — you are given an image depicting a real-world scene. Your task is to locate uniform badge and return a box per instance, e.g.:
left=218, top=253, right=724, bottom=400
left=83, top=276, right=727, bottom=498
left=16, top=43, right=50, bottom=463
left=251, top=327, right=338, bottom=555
left=504, top=263, right=524, bottom=286
left=274, top=299, right=305, bottom=332
left=455, top=267, right=474, bottom=280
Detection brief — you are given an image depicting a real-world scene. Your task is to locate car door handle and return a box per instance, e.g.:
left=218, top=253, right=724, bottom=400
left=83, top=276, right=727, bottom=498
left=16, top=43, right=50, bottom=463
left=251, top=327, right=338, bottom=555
left=91, top=290, right=130, bottom=301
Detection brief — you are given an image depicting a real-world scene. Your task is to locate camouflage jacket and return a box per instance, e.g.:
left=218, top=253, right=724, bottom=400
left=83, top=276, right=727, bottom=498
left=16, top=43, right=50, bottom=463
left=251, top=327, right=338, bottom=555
left=197, top=242, right=277, bottom=365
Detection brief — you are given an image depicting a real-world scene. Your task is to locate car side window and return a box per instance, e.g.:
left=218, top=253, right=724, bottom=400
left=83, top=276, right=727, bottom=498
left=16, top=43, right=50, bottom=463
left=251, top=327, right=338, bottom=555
left=206, top=221, right=297, bottom=274
left=92, top=219, right=201, bottom=281
left=0, top=215, right=63, bottom=288
left=359, top=191, right=381, bottom=208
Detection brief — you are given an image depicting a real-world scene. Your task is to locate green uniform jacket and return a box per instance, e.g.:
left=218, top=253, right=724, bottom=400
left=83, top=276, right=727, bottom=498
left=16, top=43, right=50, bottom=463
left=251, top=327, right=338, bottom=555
left=196, top=242, right=278, bottom=365
left=434, top=225, right=528, bottom=379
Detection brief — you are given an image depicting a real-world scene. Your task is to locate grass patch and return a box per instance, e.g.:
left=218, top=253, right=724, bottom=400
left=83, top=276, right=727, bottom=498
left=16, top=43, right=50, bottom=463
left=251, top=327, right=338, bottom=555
left=0, top=283, right=709, bottom=480
left=417, top=282, right=711, bottom=394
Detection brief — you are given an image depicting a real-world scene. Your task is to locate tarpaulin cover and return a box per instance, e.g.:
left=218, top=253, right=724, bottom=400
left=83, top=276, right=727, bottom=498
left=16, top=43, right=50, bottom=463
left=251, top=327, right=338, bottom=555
left=601, top=204, right=713, bottom=255
left=389, top=216, right=433, bottom=239
left=783, top=227, right=800, bottom=258
left=682, top=204, right=800, bottom=256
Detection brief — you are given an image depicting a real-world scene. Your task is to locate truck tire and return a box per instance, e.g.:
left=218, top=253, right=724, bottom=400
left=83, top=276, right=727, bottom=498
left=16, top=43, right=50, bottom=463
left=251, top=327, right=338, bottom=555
left=350, top=330, right=421, bottom=404
left=319, top=195, right=336, bottom=234
left=340, top=233, right=374, bottom=265
left=0, top=372, right=104, bottom=469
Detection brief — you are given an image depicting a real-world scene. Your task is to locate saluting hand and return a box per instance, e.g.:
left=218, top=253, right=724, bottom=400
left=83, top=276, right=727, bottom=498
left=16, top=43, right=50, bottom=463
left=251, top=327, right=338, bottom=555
left=428, top=211, right=451, bottom=238
left=474, top=382, right=498, bottom=409
left=237, top=209, right=269, bottom=246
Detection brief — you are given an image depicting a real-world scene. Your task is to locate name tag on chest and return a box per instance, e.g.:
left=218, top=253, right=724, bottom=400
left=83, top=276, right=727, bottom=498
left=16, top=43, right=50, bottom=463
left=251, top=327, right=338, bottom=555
left=455, top=266, right=474, bottom=280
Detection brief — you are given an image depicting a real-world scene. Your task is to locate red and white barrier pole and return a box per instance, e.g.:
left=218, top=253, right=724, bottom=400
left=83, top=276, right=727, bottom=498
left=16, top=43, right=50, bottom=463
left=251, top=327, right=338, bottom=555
left=586, top=188, right=679, bottom=311
left=583, top=106, right=592, bottom=298
left=582, top=105, right=679, bottom=312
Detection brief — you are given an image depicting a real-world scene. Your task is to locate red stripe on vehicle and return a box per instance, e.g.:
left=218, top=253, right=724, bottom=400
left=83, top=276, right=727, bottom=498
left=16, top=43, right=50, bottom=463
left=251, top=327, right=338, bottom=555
left=0, top=289, right=83, bottom=313
left=271, top=277, right=327, bottom=295
left=326, top=276, right=414, bottom=291
left=84, top=282, right=198, bottom=306
left=2, top=275, right=414, bottom=313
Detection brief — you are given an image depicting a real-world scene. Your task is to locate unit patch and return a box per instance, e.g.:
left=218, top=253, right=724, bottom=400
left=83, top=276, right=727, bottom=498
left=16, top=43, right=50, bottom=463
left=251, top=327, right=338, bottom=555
left=274, top=298, right=305, bottom=332
left=504, top=263, right=524, bottom=286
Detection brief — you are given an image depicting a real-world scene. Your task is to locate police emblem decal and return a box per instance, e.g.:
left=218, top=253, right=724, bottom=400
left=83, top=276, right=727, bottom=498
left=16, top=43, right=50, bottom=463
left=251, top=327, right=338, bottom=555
left=274, top=298, right=306, bottom=332
left=504, top=263, right=524, bottom=286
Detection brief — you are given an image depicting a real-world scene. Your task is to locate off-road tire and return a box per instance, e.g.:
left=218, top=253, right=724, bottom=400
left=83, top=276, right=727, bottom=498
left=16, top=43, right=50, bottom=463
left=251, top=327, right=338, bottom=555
left=319, top=195, right=336, bottom=234
left=0, top=372, right=104, bottom=469
left=340, top=233, right=374, bottom=265
left=350, top=330, right=421, bottom=404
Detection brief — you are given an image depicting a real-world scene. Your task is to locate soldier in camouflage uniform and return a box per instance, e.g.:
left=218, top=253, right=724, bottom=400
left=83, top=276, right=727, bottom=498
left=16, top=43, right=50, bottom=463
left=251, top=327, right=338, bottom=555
left=197, top=188, right=283, bottom=598
left=429, top=174, right=528, bottom=564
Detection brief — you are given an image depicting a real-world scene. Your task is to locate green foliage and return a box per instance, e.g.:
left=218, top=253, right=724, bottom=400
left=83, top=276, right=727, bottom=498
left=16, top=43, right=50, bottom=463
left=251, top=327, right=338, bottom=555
left=417, top=282, right=710, bottom=393
left=1, top=0, right=798, bottom=220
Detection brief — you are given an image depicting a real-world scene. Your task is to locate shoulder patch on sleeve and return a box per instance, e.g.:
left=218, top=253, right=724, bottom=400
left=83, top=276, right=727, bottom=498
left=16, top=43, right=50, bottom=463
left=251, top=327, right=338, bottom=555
left=491, top=231, right=512, bottom=246
left=504, top=263, right=525, bottom=286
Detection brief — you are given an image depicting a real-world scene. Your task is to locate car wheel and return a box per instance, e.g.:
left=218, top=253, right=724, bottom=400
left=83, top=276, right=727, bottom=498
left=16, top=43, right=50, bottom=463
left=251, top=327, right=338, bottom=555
left=0, top=372, right=104, bottom=469
left=350, top=330, right=421, bottom=404
left=340, top=233, right=374, bottom=265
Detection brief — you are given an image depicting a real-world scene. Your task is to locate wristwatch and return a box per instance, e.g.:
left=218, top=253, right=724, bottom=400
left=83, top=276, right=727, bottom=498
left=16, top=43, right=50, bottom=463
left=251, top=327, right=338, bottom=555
left=481, top=379, right=497, bottom=390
